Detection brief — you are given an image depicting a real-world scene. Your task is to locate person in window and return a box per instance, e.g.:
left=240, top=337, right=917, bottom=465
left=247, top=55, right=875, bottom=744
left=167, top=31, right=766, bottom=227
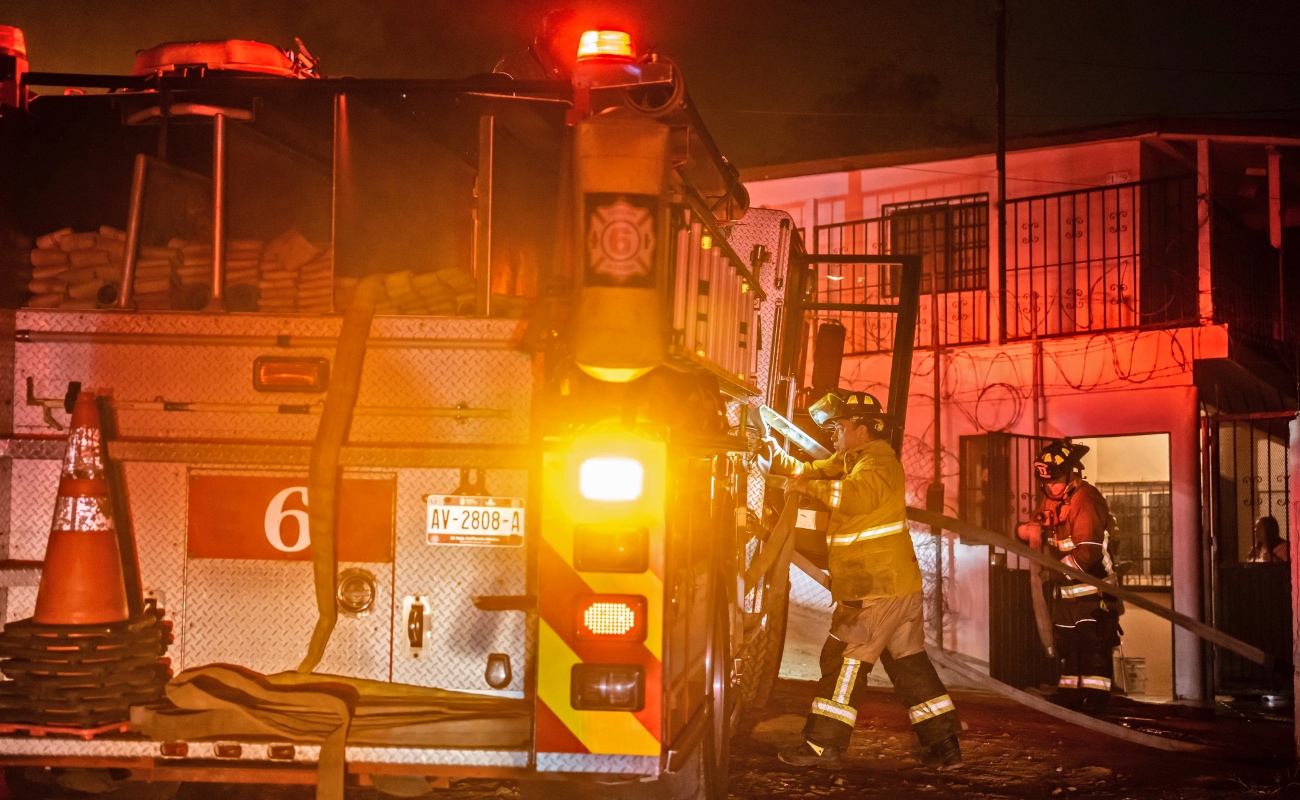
left=1248, top=516, right=1289, bottom=563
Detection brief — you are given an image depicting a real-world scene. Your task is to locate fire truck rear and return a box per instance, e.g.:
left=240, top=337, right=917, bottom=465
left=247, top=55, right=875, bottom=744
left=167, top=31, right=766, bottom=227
left=0, top=19, right=919, bottom=800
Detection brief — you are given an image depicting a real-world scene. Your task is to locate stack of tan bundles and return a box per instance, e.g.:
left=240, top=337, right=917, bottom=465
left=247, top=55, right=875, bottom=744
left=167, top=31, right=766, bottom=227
left=258, top=229, right=323, bottom=314
left=333, top=267, right=477, bottom=316
left=168, top=237, right=263, bottom=289
left=26, top=227, right=127, bottom=309
left=167, top=237, right=263, bottom=309
left=132, top=245, right=178, bottom=310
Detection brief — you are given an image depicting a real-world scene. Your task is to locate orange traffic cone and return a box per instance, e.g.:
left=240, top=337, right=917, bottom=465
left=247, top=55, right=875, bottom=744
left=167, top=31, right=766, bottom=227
left=31, top=390, right=130, bottom=625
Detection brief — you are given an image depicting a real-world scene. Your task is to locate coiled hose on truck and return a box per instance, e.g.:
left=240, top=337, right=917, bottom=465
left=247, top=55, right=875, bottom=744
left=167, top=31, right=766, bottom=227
left=298, top=276, right=382, bottom=674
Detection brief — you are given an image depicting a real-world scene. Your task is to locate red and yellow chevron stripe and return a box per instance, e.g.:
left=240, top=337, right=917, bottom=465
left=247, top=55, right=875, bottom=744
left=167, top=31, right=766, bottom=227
left=536, top=435, right=666, bottom=757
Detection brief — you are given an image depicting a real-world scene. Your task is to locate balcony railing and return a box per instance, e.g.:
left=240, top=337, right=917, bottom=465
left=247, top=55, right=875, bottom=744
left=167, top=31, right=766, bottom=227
left=1004, top=175, right=1198, bottom=341
left=814, top=195, right=991, bottom=353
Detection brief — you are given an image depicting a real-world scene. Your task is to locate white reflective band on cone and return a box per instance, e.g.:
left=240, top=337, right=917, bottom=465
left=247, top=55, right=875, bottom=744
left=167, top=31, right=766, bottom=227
left=52, top=495, right=113, bottom=531
left=811, top=698, right=858, bottom=726
left=831, top=521, right=908, bottom=546
left=908, top=694, right=955, bottom=724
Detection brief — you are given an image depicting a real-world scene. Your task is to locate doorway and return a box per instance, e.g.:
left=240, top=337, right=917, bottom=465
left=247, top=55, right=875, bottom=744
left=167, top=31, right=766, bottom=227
left=1075, top=434, right=1173, bottom=701
left=962, top=431, right=1174, bottom=699
left=1205, top=412, right=1293, bottom=698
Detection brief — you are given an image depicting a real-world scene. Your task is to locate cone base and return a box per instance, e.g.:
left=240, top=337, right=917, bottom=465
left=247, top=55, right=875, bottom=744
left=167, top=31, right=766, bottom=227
left=33, top=529, right=130, bottom=626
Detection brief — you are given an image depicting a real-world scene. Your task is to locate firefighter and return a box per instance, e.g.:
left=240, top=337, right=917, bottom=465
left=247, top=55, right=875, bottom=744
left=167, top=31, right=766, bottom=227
left=493, top=8, right=581, bottom=81
left=1017, top=440, right=1119, bottom=713
left=768, top=390, right=962, bottom=769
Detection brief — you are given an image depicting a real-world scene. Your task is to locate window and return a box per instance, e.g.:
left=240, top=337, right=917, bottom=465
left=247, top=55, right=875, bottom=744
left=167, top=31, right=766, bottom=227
left=1096, top=481, right=1172, bottom=588
left=884, top=194, right=989, bottom=294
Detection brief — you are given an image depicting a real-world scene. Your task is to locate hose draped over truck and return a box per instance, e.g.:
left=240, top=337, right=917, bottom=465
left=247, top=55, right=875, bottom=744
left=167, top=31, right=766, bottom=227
left=298, top=276, right=382, bottom=674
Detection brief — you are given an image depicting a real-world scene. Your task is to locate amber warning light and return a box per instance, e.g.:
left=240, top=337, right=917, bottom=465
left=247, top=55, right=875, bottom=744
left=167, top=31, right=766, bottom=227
left=576, top=594, right=646, bottom=641
left=577, top=30, right=634, bottom=61
left=253, top=357, right=330, bottom=392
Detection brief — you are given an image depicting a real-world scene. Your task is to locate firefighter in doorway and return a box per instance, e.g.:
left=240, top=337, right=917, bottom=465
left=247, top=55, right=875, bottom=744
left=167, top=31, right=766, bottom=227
left=1018, top=440, right=1120, bottom=713
left=768, top=390, right=962, bottom=769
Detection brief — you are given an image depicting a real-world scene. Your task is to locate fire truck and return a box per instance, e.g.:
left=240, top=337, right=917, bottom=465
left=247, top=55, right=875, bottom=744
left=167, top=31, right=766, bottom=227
left=0, top=20, right=920, bottom=799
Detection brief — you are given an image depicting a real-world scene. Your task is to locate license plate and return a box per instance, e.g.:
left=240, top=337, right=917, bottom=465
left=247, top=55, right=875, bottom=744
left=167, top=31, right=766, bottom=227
left=426, top=495, right=525, bottom=546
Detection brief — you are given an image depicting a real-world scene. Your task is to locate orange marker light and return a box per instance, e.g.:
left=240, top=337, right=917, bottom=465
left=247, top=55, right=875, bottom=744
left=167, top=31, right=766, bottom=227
left=576, top=594, right=647, bottom=641
left=577, top=30, right=634, bottom=61
left=253, top=357, right=330, bottom=392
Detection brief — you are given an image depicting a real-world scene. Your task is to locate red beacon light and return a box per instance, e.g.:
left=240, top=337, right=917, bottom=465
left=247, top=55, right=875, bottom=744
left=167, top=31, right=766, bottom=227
left=576, top=30, right=634, bottom=62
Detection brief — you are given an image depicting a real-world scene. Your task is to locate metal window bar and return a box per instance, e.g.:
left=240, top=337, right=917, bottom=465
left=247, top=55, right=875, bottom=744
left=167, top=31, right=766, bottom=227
left=813, top=196, right=991, bottom=352
left=1095, top=481, right=1173, bottom=588
left=1206, top=411, right=1295, bottom=695
left=1214, top=414, right=1293, bottom=564
left=1004, top=175, right=1198, bottom=341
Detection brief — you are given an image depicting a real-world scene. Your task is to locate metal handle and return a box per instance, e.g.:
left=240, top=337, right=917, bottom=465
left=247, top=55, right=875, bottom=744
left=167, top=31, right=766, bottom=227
left=407, top=601, right=425, bottom=650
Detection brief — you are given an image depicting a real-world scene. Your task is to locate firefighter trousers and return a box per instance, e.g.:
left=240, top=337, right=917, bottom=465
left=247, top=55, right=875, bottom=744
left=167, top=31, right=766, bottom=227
left=803, top=592, right=960, bottom=750
left=1053, top=600, right=1117, bottom=711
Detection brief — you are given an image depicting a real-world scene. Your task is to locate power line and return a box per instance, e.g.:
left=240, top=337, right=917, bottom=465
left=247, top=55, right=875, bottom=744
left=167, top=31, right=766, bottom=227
left=717, top=107, right=1300, bottom=120
left=1013, top=54, right=1300, bottom=78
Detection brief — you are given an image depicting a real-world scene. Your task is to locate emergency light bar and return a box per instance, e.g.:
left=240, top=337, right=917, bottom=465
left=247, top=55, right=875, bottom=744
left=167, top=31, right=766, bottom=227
left=576, top=30, right=634, bottom=61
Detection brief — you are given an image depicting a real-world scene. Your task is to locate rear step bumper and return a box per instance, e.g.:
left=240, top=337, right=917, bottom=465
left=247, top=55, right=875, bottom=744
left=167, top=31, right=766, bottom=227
left=0, top=740, right=661, bottom=779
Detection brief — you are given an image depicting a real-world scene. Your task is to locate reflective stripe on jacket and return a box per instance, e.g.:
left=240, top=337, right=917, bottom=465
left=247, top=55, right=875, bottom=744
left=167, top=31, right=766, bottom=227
left=1040, top=479, right=1113, bottom=600
left=772, top=438, right=921, bottom=601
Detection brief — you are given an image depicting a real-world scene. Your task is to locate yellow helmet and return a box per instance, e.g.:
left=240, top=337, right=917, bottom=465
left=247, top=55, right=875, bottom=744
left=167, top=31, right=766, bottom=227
left=808, top=389, right=888, bottom=432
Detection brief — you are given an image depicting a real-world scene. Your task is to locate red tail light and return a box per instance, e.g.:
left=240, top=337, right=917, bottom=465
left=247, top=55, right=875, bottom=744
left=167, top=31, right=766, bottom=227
left=575, top=594, right=646, bottom=641
left=576, top=30, right=634, bottom=61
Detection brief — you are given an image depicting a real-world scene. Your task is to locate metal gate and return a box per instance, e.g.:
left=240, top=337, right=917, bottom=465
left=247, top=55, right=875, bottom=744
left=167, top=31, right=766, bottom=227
left=1203, top=411, right=1296, bottom=696
left=959, top=431, right=1054, bottom=688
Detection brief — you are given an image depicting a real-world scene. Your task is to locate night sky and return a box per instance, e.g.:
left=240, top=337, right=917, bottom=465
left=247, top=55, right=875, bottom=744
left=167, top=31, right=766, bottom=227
left=8, top=1, right=1300, bottom=167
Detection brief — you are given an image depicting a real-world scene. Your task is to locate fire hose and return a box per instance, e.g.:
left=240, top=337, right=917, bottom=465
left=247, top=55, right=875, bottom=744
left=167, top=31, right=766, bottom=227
left=758, top=505, right=1271, bottom=757
left=298, top=276, right=382, bottom=674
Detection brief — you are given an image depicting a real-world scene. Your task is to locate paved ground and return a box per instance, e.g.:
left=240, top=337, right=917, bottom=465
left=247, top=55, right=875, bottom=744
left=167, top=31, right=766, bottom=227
left=143, top=678, right=1295, bottom=799
left=730, top=678, right=1300, bottom=800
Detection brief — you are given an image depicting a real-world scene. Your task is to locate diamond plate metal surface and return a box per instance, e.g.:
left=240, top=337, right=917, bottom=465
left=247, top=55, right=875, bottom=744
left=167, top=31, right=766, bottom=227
left=727, top=209, right=795, bottom=519
left=391, top=468, right=529, bottom=694
left=124, top=462, right=189, bottom=668
left=0, top=738, right=158, bottom=758
left=7, top=460, right=59, bottom=563
left=183, top=558, right=392, bottom=678
left=535, top=753, right=658, bottom=775
left=725, top=207, right=794, bottom=400
left=104, top=442, right=530, bottom=470
left=345, top=747, right=529, bottom=767
left=0, top=736, right=529, bottom=767
left=15, top=310, right=522, bottom=340
left=14, top=312, right=531, bottom=446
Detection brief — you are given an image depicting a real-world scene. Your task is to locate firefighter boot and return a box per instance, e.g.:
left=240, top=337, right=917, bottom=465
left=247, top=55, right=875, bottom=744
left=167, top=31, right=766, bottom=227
left=924, top=736, right=963, bottom=769
left=777, top=740, right=842, bottom=768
